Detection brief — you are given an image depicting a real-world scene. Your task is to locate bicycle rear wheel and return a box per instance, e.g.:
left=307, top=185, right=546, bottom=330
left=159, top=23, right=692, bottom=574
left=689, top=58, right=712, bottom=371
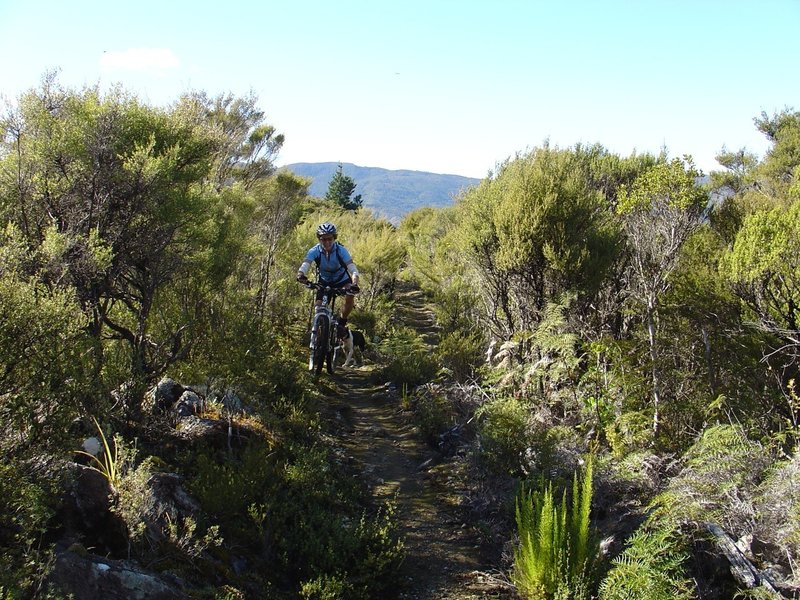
left=327, top=318, right=339, bottom=374
left=325, top=319, right=336, bottom=374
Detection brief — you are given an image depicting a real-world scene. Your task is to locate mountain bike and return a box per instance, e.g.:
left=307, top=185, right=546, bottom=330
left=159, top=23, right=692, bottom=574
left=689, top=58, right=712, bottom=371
left=301, top=281, right=357, bottom=375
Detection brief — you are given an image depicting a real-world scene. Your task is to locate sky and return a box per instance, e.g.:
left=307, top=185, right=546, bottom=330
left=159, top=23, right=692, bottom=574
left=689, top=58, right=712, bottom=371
left=1, top=0, right=798, bottom=179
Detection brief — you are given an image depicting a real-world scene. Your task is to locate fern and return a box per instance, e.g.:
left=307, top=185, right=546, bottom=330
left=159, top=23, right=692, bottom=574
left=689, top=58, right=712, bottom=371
left=526, top=294, right=581, bottom=391
left=570, top=456, right=593, bottom=583
left=650, top=424, right=769, bottom=530
left=683, top=424, right=759, bottom=473
left=599, top=524, right=693, bottom=600
left=512, top=456, right=597, bottom=599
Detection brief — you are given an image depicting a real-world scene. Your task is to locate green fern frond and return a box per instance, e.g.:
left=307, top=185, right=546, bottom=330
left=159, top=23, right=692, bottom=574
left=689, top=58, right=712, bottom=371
left=684, top=424, right=758, bottom=472
left=650, top=424, right=769, bottom=528
left=599, top=523, right=693, bottom=600
left=513, top=457, right=598, bottom=599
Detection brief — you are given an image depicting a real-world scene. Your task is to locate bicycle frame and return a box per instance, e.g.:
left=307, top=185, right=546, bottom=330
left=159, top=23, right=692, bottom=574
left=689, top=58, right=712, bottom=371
left=304, top=282, right=351, bottom=375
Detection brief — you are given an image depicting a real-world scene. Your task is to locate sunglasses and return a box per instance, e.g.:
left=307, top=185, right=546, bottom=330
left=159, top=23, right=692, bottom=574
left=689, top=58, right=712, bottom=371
left=319, top=236, right=334, bottom=242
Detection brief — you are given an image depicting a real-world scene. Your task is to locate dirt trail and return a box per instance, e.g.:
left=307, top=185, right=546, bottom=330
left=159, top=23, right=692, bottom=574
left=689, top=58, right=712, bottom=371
left=325, top=283, right=514, bottom=599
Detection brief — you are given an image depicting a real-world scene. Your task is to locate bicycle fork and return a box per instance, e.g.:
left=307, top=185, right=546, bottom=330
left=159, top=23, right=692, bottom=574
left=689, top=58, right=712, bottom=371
left=311, top=306, right=332, bottom=345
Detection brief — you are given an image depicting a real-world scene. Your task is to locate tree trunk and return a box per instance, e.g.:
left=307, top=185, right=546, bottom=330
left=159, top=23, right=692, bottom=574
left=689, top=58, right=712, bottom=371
left=646, top=299, right=661, bottom=436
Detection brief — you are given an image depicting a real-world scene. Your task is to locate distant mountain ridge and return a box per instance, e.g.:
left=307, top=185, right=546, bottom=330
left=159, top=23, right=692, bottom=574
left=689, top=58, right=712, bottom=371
left=281, top=162, right=480, bottom=223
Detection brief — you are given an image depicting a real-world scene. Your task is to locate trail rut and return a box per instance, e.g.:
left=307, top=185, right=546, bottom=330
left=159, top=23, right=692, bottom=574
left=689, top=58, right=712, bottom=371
left=323, top=283, right=515, bottom=599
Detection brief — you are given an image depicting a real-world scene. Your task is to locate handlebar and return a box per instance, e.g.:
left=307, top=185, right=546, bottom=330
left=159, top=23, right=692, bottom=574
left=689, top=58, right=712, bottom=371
left=299, top=280, right=359, bottom=295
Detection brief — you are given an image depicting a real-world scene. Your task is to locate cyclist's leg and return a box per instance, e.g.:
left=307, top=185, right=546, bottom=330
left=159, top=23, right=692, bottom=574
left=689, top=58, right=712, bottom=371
left=314, top=285, right=325, bottom=306
left=341, top=294, right=355, bottom=320
left=336, top=292, right=355, bottom=339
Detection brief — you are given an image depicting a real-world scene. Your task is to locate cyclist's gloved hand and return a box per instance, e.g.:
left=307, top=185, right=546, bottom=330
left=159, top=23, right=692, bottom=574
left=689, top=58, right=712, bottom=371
left=296, top=273, right=308, bottom=284
left=348, top=284, right=360, bottom=294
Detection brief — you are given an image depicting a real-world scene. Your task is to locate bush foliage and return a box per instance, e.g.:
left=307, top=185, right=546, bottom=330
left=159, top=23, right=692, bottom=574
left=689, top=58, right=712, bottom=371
left=2, top=75, right=800, bottom=599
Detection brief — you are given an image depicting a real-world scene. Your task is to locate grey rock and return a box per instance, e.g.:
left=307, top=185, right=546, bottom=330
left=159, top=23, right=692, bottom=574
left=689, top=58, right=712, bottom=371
left=174, top=390, right=203, bottom=417
left=149, top=378, right=185, bottom=414
left=50, top=550, right=188, bottom=599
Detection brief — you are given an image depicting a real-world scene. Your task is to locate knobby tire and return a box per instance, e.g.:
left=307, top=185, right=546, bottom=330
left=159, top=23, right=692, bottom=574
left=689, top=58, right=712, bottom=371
left=326, top=348, right=335, bottom=374
left=313, top=317, right=329, bottom=375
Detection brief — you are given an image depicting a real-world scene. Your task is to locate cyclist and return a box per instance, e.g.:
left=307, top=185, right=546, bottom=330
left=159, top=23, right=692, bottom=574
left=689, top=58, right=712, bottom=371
left=296, top=221, right=360, bottom=338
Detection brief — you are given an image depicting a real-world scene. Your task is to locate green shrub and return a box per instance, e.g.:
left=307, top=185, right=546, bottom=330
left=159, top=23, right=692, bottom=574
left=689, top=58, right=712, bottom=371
left=300, top=574, right=350, bottom=599
left=377, top=326, right=437, bottom=388
left=513, top=457, right=597, bottom=599
left=188, top=441, right=276, bottom=542
left=0, top=272, right=91, bottom=453
left=348, top=309, right=378, bottom=341
left=434, top=329, right=485, bottom=382
left=344, top=504, right=405, bottom=598
left=271, top=444, right=403, bottom=582
left=213, top=585, right=247, bottom=600
left=190, top=435, right=403, bottom=597
left=351, top=293, right=395, bottom=342
left=0, top=462, right=56, bottom=596
left=270, top=477, right=403, bottom=597
left=175, top=315, right=306, bottom=404
left=409, top=385, right=458, bottom=444
left=431, top=282, right=480, bottom=336
left=478, top=397, right=532, bottom=475
left=605, top=411, right=653, bottom=458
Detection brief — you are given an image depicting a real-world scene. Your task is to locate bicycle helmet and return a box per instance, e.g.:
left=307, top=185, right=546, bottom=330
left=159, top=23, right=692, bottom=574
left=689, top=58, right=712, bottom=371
left=316, top=221, right=338, bottom=239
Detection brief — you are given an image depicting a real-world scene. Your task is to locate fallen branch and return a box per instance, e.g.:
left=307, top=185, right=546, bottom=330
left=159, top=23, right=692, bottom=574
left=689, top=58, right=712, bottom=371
left=703, top=522, right=781, bottom=597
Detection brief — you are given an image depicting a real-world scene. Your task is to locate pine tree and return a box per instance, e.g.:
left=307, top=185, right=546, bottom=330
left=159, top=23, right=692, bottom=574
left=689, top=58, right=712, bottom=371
left=325, top=164, right=363, bottom=210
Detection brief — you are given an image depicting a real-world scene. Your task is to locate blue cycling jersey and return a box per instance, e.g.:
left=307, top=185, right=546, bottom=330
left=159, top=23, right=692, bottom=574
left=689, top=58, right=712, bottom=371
left=303, top=242, right=353, bottom=285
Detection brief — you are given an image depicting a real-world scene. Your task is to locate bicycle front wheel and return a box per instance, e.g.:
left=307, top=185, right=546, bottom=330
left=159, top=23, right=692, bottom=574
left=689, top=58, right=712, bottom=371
left=326, top=348, right=335, bottom=374
left=312, top=317, right=329, bottom=375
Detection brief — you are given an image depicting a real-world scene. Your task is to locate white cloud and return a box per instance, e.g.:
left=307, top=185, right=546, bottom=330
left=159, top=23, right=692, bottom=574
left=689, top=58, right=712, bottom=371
left=100, top=48, right=180, bottom=72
